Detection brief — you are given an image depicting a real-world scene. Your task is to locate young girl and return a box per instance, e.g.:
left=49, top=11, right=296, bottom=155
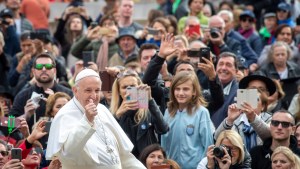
left=161, top=71, right=214, bottom=169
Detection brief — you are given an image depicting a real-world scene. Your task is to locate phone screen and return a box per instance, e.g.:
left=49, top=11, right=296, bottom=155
left=11, top=148, right=22, bottom=160
left=44, top=121, right=51, bottom=133
left=199, top=47, right=211, bottom=63
left=187, top=49, right=200, bottom=58
left=82, top=51, right=94, bottom=67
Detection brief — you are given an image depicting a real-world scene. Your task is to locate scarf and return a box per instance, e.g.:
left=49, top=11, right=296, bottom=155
left=243, top=124, right=257, bottom=151
left=238, top=27, right=254, bottom=39
left=96, top=36, right=115, bottom=71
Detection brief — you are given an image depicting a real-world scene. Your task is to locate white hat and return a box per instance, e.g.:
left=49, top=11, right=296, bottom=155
left=75, top=68, right=100, bottom=83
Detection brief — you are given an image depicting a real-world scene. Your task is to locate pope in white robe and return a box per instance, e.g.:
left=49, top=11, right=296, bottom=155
left=46, top=68, right=146, bottom=169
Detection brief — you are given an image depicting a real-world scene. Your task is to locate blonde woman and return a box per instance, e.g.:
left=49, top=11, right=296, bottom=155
left=271, top=146, right=300, bottom=169
left=197, top=130, right=251, bottom=169
left=110, top=69, right=168, bottom=157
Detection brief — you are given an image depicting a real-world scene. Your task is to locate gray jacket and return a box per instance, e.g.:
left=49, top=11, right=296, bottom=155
left=214, top=112, right=272, bottom=147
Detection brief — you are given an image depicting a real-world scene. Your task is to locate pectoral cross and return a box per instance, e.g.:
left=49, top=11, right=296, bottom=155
left=106, top=146, right=114, bottom=153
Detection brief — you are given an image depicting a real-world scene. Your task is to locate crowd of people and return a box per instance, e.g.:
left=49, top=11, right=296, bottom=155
left=1, top=0, right=300, bottom=168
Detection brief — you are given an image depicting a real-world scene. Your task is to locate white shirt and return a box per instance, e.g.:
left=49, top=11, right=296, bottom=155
left=46, top=97, right=146, bottom=169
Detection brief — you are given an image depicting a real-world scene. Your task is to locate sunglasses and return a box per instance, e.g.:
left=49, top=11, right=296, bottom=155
left=29, top=147, right=43, bottom=155
left=0, top=150, right=9, bottom=157
left=241, top=18, right=254, bottom=23
left=116, top=69, right=138, bottom=79
left=271, top=120, right=293, bottom=128
left=34, top=63, right=54, bottom=70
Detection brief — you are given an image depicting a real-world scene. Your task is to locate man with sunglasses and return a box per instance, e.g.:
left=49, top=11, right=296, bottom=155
left=0, top=140, right=24, bottom=169
left=9, top=53, right=72, bottom=135
left=250, top=109, right=300, bottom=169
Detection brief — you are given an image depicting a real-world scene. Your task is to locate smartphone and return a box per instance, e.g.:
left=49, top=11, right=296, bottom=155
left=126, top=87, right=138, bottom=101
left=187, top=49, right=200, bottom=58
left=11, top=148, right=22, bottom=161
left=69, top=7, right=81, bottom=13
left=4, top=99, right=11, bottom=112
left=147, top=27, right=159, bottom=35
left=237, top=89, right=258, bottom=109
left=0, top=116, right=21, bottom=128
left=44, top=121, right=51, bottom=133
left=90, top=22, right=98, bottom=29
left=151, top=164, right=172, bottom=169
left=99, top=71, right=115, bottom=92
left=137, top=89, right=148, bottom=109
left=188, top=24, right=200, bottom=36
left=199, top=47, right=211, bottom=63
left=82, top=51, right=94, bottom=67
left=99, top=27, right=113, bottom=35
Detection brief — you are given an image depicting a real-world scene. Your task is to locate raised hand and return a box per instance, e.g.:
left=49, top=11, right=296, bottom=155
left=157, top=33, right=177, bottom=59
left=84, top=99, right=98, bottom=124
left=27, top=120, right=48, bottom=144
left=227, top=103, right=242, bottom=125
left=198, top=57, right=216, bottom=81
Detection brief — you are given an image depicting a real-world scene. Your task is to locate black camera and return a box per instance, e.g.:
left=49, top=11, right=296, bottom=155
left=213, top=145, right=232, bottom=158
left=210, top=28, right=220, bottom=38
left=0, top=18, right=10, bottom=25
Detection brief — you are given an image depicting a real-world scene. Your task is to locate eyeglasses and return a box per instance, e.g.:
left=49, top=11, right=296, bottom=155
left=271, top=120, right=293, bottom=128
left=222, top=145, right=239, bottom=153
left=0, top=150, right=9, bottom=156
left=116, top=69, right=138, bottom=79
left=29, top=147, right=43, bottom=155
left=34, top=63, right=54, bottom=70
left=241, top=18, right=254, bottom=23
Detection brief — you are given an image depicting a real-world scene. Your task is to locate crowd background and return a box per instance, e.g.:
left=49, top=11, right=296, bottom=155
left=1, top=0, right=300, bottom=168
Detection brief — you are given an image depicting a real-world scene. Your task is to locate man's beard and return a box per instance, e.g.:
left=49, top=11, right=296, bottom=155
left=35, top=74, right=54, bottom=84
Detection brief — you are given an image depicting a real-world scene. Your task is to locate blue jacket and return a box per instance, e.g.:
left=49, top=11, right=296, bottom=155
left=227, top=30, right=258, bottom=67
left=161, top=106, right=214, bottom=169
left=278, top=18, right=296, bottom=28
left=211, top=79, right=239, bottom=128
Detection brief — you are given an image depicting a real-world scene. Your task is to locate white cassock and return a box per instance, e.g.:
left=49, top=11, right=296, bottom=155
left=46, top=97, right=146, bottom=169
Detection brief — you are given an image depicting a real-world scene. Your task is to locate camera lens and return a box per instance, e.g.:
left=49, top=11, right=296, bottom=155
left=210, top=28, right=219, bottom=38
left=213, top=146, right=225, bottom=158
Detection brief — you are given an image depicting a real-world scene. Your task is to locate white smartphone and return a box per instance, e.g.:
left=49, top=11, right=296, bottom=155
left=237, top=89, right=259, bottom=109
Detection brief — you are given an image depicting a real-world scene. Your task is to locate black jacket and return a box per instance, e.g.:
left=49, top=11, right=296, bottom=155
left=250, top=136, right=300, bottom=169
left=116, top=99, right=168, bottom=158
left=9, top=83, right=73, bottom=131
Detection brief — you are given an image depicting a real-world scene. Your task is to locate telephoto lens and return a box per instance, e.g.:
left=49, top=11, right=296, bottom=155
left=213, top=146, right=225, bottom=158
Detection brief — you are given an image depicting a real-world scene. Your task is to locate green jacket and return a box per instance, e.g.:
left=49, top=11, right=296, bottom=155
left=177, top=12, right=208, bottom=34
left=70, top=35, right=119, bottom=62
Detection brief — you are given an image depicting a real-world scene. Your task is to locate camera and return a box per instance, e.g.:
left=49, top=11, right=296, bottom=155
left=0, top=17, right=10, bottom=25
left=210, top=28, right=220, bottom=38
left=213, top=145, right=232, bottom=158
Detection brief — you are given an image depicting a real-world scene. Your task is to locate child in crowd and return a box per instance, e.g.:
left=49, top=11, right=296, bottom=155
left=161, top=71, right=214, bottom=169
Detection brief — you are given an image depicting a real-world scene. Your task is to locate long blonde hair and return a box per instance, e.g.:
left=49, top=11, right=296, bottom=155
left=215, top=130, right=245, bottom=164
left=167, top=71, right=207, bottom=117
left=271, top=146, right=300, bottom=169
left=110, top=69, right=147, bottom=124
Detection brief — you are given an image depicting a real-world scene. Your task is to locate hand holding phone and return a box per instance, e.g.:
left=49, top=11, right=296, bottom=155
left=199, top=47, right=211, bottom=63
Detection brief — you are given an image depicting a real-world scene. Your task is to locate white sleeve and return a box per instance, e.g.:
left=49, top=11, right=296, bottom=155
left=120, top=152, right=146, bottom=169
left=61, top=116, right=96, bottom=159
left=288, top=94, right=300, bottom=115
left=197, top=157, right=208, bottom=169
